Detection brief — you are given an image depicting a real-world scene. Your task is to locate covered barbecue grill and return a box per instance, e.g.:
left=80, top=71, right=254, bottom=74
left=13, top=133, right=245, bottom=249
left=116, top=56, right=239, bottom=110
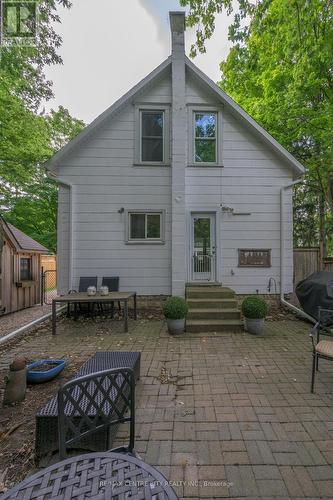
left=296, top=271, right=333, bottom=321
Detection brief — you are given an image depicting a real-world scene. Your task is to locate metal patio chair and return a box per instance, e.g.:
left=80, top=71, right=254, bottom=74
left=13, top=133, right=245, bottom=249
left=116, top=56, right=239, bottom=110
left=58, top=367, right=135, bottom=460
left=68, top=276, right=98, bottom=318
left=310, top=307, right=333, bottom=393
left=101, top=276, right=121, bottom=316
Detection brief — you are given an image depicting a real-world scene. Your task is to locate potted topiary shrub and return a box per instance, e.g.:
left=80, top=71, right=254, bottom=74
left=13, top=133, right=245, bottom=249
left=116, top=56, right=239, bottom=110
left=241, top=296, right=268, bottom=335
left=163, top=296, right=188, bottom=335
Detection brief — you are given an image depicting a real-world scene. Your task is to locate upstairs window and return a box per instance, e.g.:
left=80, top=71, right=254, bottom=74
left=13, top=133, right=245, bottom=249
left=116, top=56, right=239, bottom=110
left=141, top=111, right=164, bottom=162
left=128, top=212, right=163, bottom=242
left=194, top=112, right=217, bottom=163
left=20, top=257, right=32, bottom=281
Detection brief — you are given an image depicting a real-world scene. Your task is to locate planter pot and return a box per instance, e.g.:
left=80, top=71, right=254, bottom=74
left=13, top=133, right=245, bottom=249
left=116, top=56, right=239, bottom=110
left=27, top=360, right=66, bottom=384
left=244, top=317, right=265, bottom=335
left=166, top=318, right=185, bottom=335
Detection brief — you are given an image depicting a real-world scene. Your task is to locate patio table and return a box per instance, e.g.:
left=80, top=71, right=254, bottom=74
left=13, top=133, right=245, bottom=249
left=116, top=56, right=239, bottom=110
left=2, top=451, right=179, bottom=499
left=52, top=291, right=137, bottom=334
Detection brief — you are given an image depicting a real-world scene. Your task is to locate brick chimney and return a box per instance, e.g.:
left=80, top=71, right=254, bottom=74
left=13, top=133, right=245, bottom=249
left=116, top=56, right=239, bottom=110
left=170, top=12, right=187, bottom=296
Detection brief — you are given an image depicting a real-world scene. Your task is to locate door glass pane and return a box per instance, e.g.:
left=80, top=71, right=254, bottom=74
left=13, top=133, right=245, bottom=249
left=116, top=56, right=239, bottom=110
left=193, top=218, right=211, bottom=274
left=194, top=218, right=211, bottom=254
left=147, top=214, right=161, bottom=238
left=130, top=214, right=145, bottom=239
left=142, top=138, right=163, bottom=162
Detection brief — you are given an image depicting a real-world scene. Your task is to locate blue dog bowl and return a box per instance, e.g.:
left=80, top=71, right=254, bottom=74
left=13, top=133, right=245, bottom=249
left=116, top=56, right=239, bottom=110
left=27, top=359, right=66, bottom=384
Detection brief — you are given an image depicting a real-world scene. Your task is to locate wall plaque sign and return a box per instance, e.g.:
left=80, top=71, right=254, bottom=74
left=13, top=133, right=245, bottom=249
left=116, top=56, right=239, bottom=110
left=238, top=249, right=271, bottom=267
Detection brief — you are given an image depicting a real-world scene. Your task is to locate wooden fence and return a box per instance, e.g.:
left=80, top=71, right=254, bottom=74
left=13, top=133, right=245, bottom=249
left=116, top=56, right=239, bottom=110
left=293, top=248, right=333, bottom=286
left=41, top=254, right=57, bottom=273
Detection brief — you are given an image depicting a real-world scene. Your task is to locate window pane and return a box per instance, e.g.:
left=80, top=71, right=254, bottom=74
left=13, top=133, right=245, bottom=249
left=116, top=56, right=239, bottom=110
left=195, top=113, right=216, bottom=138
left=147, top=214, right=161, bottom=238
left=142, top=138, right=163, bottom=162
left=20, top=258, right=31, bottom=280
left=195, top=139, right=216, bottom=163
left=130, top=214, right=145, bottom=239
left=142, top=112, right=163, bottom=137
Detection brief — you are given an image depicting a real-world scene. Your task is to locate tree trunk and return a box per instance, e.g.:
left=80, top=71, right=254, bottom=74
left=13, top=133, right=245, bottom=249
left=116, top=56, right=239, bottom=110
left=319, top=192, right=327, bottom=269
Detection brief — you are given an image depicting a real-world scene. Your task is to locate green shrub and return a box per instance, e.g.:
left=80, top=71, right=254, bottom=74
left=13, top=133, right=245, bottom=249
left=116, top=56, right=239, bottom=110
left=241, top=296, right=268, bottom=319
left=163, top=296, right=188, bottom=319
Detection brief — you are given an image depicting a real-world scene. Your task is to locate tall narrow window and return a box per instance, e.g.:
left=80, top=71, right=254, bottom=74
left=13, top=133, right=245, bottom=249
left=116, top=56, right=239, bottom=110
left=194, top=112, right=217, bottom=163
left=141, top=111, right=164, bottom=162
left=20, top=257, right=32, bottom=280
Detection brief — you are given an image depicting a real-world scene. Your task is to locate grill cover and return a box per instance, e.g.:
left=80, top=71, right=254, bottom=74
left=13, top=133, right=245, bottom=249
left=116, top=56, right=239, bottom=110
left=296, top=271, right=333, bottom=320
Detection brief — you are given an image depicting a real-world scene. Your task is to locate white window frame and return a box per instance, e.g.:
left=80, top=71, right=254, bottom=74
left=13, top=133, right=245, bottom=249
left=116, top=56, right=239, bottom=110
left=134, top=104, right=170, bottom=166
left=188, top=106, right=223, bottom=167
left=125, top=209, right=166, bottom=244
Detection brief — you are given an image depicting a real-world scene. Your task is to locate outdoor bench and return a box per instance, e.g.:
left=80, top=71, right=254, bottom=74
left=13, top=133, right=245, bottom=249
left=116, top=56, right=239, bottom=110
left=35, top=351, right=140, bottom=463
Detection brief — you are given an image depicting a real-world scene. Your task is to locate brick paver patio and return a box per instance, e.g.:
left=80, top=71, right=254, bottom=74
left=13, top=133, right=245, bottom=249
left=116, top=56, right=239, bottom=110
left=1, top=316, right=333, bottom=498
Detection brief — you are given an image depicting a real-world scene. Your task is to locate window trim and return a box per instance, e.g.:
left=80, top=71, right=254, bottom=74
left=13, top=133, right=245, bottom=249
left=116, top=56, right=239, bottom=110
left=20, top=257, right=32, bottom=281
left=193, top=111, right=217, bottom=164
left=134, top=104, right=170, bottom=166
left=125, top=209, right=166, bottom=244
left=188, top=105, right=223, bottom=167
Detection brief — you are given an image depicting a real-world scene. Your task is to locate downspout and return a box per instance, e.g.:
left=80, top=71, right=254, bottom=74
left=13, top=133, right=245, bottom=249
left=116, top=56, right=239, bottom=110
left=280, top=178, right=316, bottom=323
left=47, top=170, right=74, bottom=291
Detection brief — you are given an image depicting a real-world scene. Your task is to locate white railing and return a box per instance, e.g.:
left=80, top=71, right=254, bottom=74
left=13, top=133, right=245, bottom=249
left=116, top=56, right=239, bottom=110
left=192, top=252, right=214, bottom=281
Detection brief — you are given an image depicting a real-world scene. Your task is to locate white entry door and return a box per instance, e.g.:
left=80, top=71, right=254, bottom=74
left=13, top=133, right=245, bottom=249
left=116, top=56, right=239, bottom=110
left=191, top=213, right=216, bottom=282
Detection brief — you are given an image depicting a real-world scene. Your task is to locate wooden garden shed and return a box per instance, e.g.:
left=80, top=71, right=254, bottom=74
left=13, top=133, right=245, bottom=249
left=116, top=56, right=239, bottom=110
left=0, top=217, right=48, bottom=315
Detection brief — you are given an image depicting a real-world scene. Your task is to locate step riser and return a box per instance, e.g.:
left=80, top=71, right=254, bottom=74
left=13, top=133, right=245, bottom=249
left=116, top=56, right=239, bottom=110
left=188, top=311, right=241, bottom=320
left=186, top=283, right=222, bottom=288
left=187, top=291, right=235, bottom=299
left=187, top=300, right=238, bottom=309
left=186, top=323, right=243, bottom=333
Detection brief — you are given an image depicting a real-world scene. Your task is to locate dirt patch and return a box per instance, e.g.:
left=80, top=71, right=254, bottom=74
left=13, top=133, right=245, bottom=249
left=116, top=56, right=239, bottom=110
left=0, top=356, right=86, bottom=493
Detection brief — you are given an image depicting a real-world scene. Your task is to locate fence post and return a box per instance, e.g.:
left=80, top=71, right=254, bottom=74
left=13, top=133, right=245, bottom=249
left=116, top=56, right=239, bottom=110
left=41, top=266, right=44, bottom=306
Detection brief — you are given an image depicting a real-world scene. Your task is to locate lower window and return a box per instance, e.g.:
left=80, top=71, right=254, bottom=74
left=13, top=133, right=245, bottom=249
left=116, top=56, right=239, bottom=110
left=128, top=212, right=163, bottom=242
left=20, top=257, right=32, bottom=280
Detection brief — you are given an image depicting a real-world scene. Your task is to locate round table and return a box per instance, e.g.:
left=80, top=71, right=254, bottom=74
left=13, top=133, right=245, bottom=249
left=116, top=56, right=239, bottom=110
left=2, top=452, right=179, bottom=499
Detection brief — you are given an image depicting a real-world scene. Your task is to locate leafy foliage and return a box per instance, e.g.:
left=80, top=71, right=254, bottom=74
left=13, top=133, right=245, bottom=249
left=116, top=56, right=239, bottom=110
left=0, top=1, right=85, bottom=253
left=163, top=296, right=189, bottom=319
left=181, top=0, right=333, bottom=253
left=241, top=296, right=268, bottom=319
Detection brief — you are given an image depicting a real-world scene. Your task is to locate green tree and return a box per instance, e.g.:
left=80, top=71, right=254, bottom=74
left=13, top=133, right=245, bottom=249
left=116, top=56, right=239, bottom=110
left=3, top=107, right=84, bottom=253
left=0, top=1, right=85, bottom=252
left=181, top=0, right=333, bottom=252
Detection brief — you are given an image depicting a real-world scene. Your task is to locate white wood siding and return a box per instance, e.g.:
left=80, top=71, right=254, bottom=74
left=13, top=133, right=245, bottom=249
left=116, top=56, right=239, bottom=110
left=185, top=74, right=294, bottom=294
left=57, top=184, right=70, bottom=294
left=56, top=68, right=295, bottom=296
left=56, top=74, right=172, bottom=295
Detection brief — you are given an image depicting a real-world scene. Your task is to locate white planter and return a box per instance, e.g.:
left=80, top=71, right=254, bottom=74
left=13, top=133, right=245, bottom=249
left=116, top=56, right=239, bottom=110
left=244, top=317, right=265, bottom=335
left=87, top=286, right=97, bottom=296
left=166, top=318, right=185, bottom=335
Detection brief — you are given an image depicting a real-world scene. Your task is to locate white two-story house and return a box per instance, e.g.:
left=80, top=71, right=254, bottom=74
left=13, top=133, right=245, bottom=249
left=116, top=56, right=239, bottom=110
left=46, top=12, right=305, bottom=300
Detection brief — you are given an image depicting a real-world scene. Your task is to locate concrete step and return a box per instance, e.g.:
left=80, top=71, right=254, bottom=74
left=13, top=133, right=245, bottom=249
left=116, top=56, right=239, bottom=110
left=186, top=282, right=222, bottom=288
left=187, top=298, right=238, bottom=309
left=186, top=287, right=235, bottom=299
left=186, top=319, right=243, bottom=333
left=187, top=308, right=241, bottom=320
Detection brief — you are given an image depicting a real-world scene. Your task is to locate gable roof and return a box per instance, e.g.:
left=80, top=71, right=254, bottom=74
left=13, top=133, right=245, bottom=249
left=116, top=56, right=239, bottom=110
left=45, top=57, right=172, bottom=171
left=45, top=56, right=305, bottom=177
left=185, top=58, right=305, bottom=176
left=0, top=217, right=48, bottom=253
